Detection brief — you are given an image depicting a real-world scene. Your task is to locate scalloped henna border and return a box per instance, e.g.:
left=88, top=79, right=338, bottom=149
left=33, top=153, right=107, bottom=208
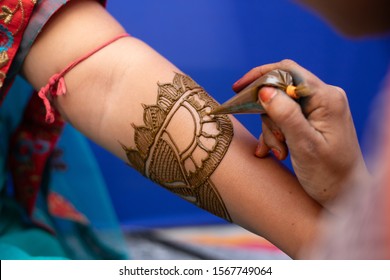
left=121, top=73, right=234, bottom=221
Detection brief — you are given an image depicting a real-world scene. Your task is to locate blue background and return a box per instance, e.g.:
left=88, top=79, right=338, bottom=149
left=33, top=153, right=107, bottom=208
left=90, top=0, right=390, bottom=229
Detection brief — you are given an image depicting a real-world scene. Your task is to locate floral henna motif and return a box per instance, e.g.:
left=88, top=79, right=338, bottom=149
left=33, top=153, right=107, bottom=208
left=121, top=73, right=234, bottom=221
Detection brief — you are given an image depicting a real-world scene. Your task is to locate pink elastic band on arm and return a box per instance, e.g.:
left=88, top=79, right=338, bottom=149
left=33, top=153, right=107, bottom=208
left=38, top=33, right=130, bottom=123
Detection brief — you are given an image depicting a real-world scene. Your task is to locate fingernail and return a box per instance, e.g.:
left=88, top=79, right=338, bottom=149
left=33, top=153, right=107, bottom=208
left=259, top=87, right=278, bottom=103
left=233, top=79, right=242, bottom=88
left=271, top=148, right=281, bottom=159
left=255, top=142, right=262, bottom=157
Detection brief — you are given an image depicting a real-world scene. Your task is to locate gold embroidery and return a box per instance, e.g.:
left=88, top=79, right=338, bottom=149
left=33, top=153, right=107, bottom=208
left=0, top=0, right=33, bottom=91
left=121, top=73, right=234, bottom=221
left=0, top=5, right=14, bottom=24
left=0, top=71, right=5, bottom=87
left=0, top=50, right=9, bottom=67
left=0, top=1, right=24, bottom=33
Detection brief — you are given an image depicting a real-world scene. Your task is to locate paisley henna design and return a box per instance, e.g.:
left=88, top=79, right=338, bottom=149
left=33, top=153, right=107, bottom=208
left=121, top=73, right=234, bottom=221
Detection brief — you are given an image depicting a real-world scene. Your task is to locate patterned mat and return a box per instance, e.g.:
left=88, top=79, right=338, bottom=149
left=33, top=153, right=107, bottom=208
left=124, top=224, right=290, bottom=260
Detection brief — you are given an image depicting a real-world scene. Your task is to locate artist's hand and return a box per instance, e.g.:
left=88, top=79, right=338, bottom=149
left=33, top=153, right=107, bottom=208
left=233, top=59, right=369, bottom=209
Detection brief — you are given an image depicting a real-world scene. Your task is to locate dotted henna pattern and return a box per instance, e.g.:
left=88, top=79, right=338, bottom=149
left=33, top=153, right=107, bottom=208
left=121, top=73, right=234, bottom=221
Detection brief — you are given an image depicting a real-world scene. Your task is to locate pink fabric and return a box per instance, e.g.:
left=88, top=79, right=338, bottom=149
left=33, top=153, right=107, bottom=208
left=38, top=33, right=130, bottom=123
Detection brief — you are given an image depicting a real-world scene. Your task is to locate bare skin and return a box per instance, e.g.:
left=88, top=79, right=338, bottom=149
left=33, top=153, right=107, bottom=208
left=22, top=0, right=322, bottom=258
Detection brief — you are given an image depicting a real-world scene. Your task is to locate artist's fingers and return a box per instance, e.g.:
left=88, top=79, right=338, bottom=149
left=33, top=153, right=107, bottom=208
left=255, top=122, right=288, bottom=160
left=261, top=115, right=285, bottom=142
left=255, top=133, right=270, bottom=158
left=233, top=59, right=323, bottom=94
left=258, top=86, right=322, bottom=147
left=262, top=122, right=288, bottom=160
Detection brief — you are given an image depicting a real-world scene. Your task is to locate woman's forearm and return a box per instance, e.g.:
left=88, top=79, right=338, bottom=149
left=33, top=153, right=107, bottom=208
left=22, top=0, right=322, bottom=258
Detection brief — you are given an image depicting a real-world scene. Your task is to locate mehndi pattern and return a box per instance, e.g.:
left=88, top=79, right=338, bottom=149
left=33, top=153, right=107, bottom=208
left=121, top=73, right=234, bottom=221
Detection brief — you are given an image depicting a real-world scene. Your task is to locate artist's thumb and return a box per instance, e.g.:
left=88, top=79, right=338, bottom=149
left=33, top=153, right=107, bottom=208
left=258, top=86, right=311, bottom=145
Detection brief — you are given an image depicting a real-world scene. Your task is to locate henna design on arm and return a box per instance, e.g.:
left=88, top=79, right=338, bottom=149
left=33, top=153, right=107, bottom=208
left=121, top=73, right=234, bottom=221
